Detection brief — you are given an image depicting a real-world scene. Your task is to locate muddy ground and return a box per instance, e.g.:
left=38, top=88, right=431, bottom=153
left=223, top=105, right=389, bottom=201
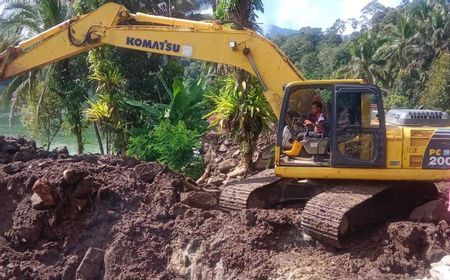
left=0, top=136, right=449, bottom=280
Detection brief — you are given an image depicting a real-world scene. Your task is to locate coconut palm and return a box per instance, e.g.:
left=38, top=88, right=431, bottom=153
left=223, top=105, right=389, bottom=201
left=0, top=0, right=71, bottom=139
left=337, top=31, right=388, bottom=85
left=377, top=14, right=418, bottom=70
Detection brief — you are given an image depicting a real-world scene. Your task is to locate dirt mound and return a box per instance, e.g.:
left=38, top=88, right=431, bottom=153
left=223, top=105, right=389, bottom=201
left=0, top=137, right=449, bottom=279
left=0, top=136, right=68, bottom=164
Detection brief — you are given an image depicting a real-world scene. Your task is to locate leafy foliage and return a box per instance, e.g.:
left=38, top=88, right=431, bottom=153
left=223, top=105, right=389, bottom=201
left=20, top=83, right=64, bottom=150
left=127, top=120, right=201, bottom=171
left=419, top=52, right=450, bottom=111
left=207, top=76, right=276, bottom=168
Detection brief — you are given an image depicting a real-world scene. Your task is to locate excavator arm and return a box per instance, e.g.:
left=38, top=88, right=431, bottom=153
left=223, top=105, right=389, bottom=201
left=0, top=2, right=305, bottom=116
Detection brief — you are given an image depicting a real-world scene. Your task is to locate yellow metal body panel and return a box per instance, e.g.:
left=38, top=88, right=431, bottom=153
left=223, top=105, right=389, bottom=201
left=386, top=125, right=403, bottom=168
left=402, top=127, right=433, bottom=168
left=275, top=165, right=449, bottom=181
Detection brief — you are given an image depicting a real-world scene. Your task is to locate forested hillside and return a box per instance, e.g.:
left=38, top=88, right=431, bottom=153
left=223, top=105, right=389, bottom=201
left=270, top=0, right=449, bottom=111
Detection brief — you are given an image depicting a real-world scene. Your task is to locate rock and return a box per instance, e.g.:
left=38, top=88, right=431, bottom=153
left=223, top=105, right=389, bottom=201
left=3, top=162, right=25, bottom=174
left=55, top=146, right=69, bottom=156
left=30, top=193, right=45, bottom=209
left=76, top=248, right=105, bottom=280
left=409, top=200, right=450, bottom=223
left=387, top=222, right=427, bottom=257
left=0, top=154, right=10, bottom=164
left=12, top=151, right=34, bottom=162
left=32, top=179, right=56, bottom=207
left=218, top=143, right=228, bottom=152
left=218, top=159, right=237, bottom=173
left=180, top=191, right=219, bottom=210
left=207, top=176, right=225, bottom=186
left=260, top=145, right=274, bottom=159
left=426, top=244, right=447, bottom=263
left=3, top=143, right=19, bottom=154
left=35, top=150, right=50, bottom=159
left=253, top=157, right=269, bottom=171
left=227, top=166, right=246, bottom=179
left=232, top=149, right=240, bottom=158
left=120, top=156, right=141, bottom=167
left=243, top=210, right=257, bottom=226
left=133, top=162, right=164, bottom=183
left=63, top=168, right=84, bottom=184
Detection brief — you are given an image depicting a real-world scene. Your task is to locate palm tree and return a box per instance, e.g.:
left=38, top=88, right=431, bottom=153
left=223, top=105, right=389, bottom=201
left=337, top=31, right=387, bottom=85
left=0, top=0, right=71, bottom=140
left=377, top=14, right=418, bottom=70
left=408, top=0, right=449, bottom=66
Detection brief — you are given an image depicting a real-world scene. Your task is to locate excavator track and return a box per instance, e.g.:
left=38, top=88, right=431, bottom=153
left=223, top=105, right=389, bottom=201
left=219, top=169, right=284, bottom=210
left=301, top=182, right=439, bottom=247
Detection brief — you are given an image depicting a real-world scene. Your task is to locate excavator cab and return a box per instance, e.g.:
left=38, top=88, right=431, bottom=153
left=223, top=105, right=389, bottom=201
left=277, top=82, right=386, bottom=168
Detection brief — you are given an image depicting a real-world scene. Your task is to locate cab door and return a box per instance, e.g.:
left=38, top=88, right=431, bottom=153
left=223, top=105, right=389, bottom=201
left=331, top=85, right=386, bottom=167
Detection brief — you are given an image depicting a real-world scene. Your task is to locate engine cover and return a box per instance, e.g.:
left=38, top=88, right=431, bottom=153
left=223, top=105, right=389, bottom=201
left=386, top=109, right=450, bottom=126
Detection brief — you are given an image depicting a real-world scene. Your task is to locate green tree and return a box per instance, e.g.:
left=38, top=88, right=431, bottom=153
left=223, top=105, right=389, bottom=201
left=337, top=31, right=387, bottom=85
left=419, top=52, right=450, bottom=111
left=207, top=76, right=276, bottom=171
left=87, top=47, right=128, bottom=155
left=20, top=83, right=64, bottom=150
left=211, top=0, right=272, bottom=172
left=0, top=0, right=70, bottom=114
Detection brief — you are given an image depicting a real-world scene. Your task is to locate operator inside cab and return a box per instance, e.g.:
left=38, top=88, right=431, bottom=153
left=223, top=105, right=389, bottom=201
left=284, top=100, right=326, bottom=157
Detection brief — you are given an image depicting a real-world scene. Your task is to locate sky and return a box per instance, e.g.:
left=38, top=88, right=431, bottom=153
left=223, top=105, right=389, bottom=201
left=258, top=0, right=401, bottom=33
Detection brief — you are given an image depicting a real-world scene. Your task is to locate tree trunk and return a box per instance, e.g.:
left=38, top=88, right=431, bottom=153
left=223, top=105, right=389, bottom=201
left=75, top=125, right=84, bottom=154
left=93, top=123, right=104, bottom=155
left=241, top=140, right=253, bottom=173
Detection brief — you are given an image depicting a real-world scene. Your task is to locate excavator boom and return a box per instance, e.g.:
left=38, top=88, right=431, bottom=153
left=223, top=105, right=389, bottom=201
left=0, top=2, right=305, bottom=117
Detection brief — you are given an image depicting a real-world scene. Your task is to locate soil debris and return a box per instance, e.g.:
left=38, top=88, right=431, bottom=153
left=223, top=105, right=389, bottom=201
left=0, top=137, right=449, bottom=279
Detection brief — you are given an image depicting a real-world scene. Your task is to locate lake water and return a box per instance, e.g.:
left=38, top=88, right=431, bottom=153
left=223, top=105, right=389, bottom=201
left=0, top=114, right=100, bottom=154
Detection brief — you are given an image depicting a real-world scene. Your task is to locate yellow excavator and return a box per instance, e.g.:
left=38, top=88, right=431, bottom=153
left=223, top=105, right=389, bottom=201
left=1, top=3, right=449, bottom=246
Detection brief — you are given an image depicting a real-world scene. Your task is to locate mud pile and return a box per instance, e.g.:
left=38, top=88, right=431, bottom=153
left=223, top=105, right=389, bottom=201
left=0, top=136, right=68, bottom=164
left=0, top=137, right=449, bottom=279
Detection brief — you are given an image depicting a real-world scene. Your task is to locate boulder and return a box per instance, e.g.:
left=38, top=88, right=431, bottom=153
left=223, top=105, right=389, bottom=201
left=227, top=166, right=246, bottom=179
left=55, top=146, right=69, bottom=156
left=63, top=168, right=85, bottom=184
left=30, top=193, right=45, bottom=209
left=3, top=143, right=19, bottom=154
left=218, top=144, right=228, bottom=153
left=76, top=248, right=105, bottom=280
left=253, top=156, right=269, bottom=171
left=218, top=159, right=237, bottom=173
left=180, top=191, right=219, bottom=210
left=133, top=162, right=164, bottom=183
left=207, top=176, right=225, bottom=187
left=409, top=200, right=450, bottom=223
left=12, top=151, right=34, bottom=162
left=32, top=179, right=56, bottom=207
left=3, top=162, right=25, bottom=174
